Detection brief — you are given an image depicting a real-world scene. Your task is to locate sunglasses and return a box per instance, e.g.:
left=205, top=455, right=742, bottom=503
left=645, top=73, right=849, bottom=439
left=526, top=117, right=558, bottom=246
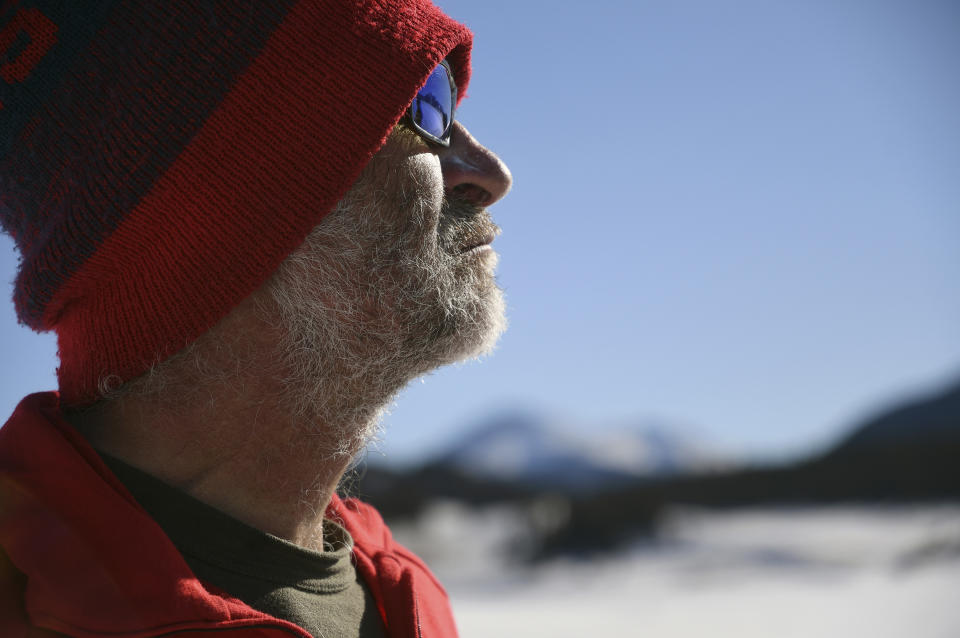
left=408, top=59, right=457, bottom=147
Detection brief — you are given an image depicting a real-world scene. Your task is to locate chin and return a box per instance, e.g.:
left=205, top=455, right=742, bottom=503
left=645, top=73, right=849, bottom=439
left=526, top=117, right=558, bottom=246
left=466, top=283, right=508, bottom=358
left=431, top=278, right=507, bottom=367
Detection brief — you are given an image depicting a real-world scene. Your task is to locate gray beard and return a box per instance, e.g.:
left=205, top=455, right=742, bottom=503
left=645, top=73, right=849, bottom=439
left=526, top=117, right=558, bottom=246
left=261, top=168, right=507, bottom=460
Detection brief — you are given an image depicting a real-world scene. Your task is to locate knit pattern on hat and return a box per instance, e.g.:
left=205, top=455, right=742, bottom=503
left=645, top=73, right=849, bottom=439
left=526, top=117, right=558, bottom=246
left=0, top=0, right=472, bottom=405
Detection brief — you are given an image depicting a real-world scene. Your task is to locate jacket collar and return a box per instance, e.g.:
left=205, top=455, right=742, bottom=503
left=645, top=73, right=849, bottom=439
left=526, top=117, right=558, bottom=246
left=0, top=392, right=310, bottom=637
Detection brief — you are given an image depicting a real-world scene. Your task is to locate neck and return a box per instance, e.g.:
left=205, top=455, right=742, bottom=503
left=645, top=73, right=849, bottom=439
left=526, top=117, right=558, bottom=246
left=66, top=296, right=385, bottom=553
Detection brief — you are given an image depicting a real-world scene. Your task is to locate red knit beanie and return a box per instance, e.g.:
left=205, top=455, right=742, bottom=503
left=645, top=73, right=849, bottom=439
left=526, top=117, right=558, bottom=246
left=0, top=1, right=472, bottom=405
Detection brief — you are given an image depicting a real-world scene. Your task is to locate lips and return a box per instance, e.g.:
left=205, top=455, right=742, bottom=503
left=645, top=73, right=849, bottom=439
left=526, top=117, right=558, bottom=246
left=460, top=229, right=497, bottom=253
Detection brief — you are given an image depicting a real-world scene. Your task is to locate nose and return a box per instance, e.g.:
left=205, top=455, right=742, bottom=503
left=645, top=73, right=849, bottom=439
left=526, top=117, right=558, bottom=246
left=438, top=121, right=513, bottom=207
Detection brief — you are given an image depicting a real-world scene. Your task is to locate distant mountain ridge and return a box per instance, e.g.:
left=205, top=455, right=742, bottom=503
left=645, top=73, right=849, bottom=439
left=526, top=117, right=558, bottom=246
left=431, top=410, right=726, bottom=490
left=829, top=380, right=960, bottom=455
left=351, top=377, right=960, bottom=558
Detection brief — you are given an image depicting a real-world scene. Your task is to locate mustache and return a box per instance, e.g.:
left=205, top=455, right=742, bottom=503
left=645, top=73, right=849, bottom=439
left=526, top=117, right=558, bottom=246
left=439, top=195, right=501, bottom=254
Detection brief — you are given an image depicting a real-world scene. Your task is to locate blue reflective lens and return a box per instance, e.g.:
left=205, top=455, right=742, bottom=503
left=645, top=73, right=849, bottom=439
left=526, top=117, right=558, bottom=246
left=409, top=61, right=455, bottom=145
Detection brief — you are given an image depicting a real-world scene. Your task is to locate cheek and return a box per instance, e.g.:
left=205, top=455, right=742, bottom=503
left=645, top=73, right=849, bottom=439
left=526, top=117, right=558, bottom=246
left=404, top=152, right=444, bottom=214
left=394, top=153, right=444, bottom=255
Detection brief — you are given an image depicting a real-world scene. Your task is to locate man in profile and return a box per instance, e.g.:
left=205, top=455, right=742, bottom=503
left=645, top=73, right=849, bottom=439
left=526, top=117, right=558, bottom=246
left=0, top=1, right=511, bottom=636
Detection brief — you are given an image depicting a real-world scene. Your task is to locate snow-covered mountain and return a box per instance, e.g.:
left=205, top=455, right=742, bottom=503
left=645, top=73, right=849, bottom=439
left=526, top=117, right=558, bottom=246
left=432, top=410, right=728, bottom=490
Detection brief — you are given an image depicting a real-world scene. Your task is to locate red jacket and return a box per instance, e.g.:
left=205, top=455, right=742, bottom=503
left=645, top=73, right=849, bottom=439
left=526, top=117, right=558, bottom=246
left=0, top=393, right=457, bottom=638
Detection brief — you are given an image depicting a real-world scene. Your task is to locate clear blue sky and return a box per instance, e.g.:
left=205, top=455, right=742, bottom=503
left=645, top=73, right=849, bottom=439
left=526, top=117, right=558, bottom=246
left=2, top=0, right=958, bottom=464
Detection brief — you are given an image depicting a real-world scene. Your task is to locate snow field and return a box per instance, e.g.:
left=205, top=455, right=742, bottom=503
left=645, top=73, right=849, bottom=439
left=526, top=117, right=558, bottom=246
left=392, top=503, right=960, bottom=638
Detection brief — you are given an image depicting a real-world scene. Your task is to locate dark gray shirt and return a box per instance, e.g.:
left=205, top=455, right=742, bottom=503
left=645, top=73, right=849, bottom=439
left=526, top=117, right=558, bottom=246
left=101, top=454, right=386, bottom=638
